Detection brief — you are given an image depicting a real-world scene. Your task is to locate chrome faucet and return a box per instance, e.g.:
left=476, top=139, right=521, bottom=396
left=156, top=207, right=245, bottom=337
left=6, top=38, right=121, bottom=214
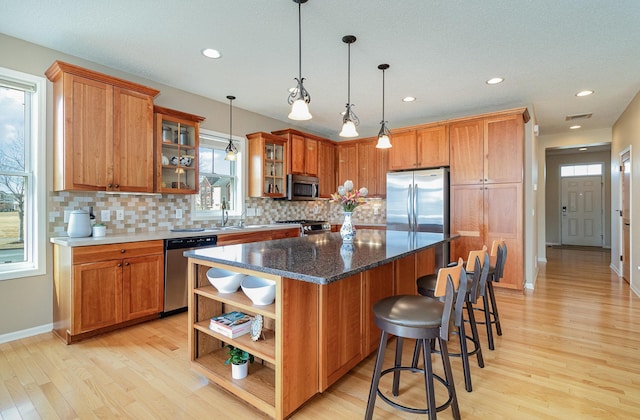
left=221, top=199, right=229, bottom=226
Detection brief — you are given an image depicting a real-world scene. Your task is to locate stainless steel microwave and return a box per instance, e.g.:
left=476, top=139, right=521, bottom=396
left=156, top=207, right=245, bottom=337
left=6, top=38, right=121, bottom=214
left=286, top=174, right=320, bottom=200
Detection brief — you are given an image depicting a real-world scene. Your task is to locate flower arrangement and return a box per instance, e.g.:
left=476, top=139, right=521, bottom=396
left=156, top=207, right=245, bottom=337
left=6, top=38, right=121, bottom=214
left=331, top=180, right=368, bottom=212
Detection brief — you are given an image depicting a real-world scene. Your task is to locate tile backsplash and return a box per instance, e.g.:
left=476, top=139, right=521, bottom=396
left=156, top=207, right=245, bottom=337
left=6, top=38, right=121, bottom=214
left=48, top=192, right=387, bottom=236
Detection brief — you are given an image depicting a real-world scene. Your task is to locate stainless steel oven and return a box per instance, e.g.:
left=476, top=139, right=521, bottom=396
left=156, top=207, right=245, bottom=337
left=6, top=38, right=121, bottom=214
left=163, top=235, right=217, bottom=316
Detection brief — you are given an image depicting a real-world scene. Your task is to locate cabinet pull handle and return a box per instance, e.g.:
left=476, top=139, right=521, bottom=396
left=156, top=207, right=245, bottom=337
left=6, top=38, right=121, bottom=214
left=121, top=249, right=126, bottom=253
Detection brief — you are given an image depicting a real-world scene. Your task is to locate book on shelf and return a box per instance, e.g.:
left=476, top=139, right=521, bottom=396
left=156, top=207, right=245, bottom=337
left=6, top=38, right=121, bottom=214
left=209, top=311, right=252, bottom=338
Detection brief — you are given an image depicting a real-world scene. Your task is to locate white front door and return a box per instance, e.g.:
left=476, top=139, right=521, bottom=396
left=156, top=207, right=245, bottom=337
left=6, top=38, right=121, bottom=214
left=561, top=175, right=603, bottom=246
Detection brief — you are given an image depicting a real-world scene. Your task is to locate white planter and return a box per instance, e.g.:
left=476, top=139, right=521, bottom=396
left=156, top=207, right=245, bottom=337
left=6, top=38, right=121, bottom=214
left=231, top=362, right=248, bottom=379
left=92, top=225, right=106, bottom=237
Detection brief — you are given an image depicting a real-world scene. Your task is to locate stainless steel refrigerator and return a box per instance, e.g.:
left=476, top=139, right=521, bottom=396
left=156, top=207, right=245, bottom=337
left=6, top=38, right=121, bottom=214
left=386, top=168, right=449, bottom=265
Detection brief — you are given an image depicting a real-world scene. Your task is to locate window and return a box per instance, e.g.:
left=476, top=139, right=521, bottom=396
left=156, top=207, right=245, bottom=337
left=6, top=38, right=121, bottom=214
left=560, top=163, right=603, bottom=177
left=194, top=129, right=244, bottom=219
left=0, top=67, right=45, bottom=280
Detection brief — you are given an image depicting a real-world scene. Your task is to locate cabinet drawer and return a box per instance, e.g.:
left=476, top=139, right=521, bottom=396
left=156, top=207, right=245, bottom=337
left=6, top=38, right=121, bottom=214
left=73, top=240, right=163, bottom=264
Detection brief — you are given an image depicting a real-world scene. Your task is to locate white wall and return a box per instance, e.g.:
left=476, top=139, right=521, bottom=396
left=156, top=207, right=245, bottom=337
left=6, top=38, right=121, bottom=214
left=612, top=89, right=640, bottom=296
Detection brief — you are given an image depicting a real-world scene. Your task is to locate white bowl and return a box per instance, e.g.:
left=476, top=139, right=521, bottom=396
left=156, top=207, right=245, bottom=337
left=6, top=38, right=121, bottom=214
left=206, top=268, right=245, bottom=293
left=241, top=276, right=276, bottom=305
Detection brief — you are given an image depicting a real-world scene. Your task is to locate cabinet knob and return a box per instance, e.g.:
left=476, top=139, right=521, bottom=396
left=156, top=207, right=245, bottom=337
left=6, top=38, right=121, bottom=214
left=121, top=249, right=126, bottom=253
left=125, top=262, right=130, bottom=266
left=108, top=184, right=113, bottom=188
left=114, top=184, right=120, bottom=188
left=117, top=263, right=122, bottom=267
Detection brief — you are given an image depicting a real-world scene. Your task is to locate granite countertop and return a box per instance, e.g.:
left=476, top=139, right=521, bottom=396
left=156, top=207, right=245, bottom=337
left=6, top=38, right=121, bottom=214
left=186, top=229, right=456, bottom=285
left=49, top=224, right=298, bottom=247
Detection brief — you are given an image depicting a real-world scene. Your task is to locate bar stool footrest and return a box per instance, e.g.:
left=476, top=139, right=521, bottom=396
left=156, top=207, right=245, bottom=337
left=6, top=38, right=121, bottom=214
left=376, top=365, right=454, bottom=414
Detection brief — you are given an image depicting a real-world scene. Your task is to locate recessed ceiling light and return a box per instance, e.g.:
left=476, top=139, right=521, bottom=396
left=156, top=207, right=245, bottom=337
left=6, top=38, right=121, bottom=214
left=402, top=96, right=416, bottom=102
left=486, top=77, right=504, bottom=85
left=569, top=125, right=581, bottom=130
left=576, top=90, right=594, bottom=97
left=579, top=147, right=588, bottom=151
left=202, top=48, right=221, bottom=59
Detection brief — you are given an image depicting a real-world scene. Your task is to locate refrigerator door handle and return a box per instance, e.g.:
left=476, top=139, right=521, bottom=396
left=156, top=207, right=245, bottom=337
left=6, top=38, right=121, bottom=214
left=407, top=183, right=413, bottom=229
left=413, top=183, right=418, bottom=228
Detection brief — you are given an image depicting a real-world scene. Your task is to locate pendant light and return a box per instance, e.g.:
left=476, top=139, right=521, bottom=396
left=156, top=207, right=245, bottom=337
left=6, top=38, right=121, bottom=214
left=376, top=64, right=392, bottom=149
left=224, top=95, right=238, bottom=161
left=287, top=0, right=312, bottom=120
left=339, top=35, right=359, bottom=137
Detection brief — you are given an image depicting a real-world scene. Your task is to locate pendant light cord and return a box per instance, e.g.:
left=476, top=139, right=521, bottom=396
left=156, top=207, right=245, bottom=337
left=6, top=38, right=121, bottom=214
left=347, top=42, right=351, bottom=104
left=381, top=67, right=385, bottom=121
left=297, top=1, right=302, bottom=80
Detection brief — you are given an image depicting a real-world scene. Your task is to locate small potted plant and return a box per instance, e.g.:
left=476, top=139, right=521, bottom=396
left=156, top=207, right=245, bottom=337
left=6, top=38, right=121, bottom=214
left=92, top=222, right=107, bottom=237
left=224, top=345, right=254, bottom=379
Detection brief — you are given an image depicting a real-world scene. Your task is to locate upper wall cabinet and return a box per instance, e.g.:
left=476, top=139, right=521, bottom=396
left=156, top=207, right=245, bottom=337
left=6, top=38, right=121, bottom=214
left=388, top=125, right=448, bottom=171
left=46, top=61, right=160, bottom=192
left=153, top=106, right=205, bottom=194
left=272, top=128, right=318, bottom=176
left=449, top=112, right=526, bottom=186
left=317, top=140, right=336, bottom=198
left=246, top=132, right=288, bottom=198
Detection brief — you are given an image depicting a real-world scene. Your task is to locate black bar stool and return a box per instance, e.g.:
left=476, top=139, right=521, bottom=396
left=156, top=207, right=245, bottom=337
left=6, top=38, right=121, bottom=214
left=475, top=240, right=506, bottom=350
left=415, top=248, right=489, bottom=392
left=365, top=262, right=464, bottom=420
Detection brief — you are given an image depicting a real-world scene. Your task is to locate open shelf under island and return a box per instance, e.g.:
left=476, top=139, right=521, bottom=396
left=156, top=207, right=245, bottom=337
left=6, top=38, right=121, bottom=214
left=186, top=229, right=457, bottom=419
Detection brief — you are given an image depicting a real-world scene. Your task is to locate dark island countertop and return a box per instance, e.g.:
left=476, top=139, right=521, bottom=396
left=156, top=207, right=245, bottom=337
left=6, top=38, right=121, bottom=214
left=185, top=229, right=456, bottom=285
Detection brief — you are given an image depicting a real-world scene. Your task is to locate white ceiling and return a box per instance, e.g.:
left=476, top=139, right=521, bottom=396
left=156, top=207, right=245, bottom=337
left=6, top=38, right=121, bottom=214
left=2, top=1, right=640, bottom=140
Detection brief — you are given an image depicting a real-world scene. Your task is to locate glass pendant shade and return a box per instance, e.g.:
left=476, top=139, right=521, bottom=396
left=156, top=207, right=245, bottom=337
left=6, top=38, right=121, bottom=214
left=288, top=97, right=312, bottom=120
left=340, top=119, right=359, bottom=137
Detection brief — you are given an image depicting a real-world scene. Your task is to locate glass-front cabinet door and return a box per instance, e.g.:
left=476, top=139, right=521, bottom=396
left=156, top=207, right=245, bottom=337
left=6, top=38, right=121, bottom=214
left=154, top=106, right=205, bottom=194
left=246, top=132, right=288, bottom=198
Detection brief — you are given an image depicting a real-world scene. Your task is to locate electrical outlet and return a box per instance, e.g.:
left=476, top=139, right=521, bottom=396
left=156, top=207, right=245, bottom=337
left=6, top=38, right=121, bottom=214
left=101, top=210, right=110, bottom=222
left=373, top=206, right=380, bottom=215
left=176, top=209, right=183, bottom=219
left=256, top=208, right=262, bottom=217
left=116, top=209, right=124, bottom=220
left=313, top=205, right=319, bottom=214
left=247, top=208, right=256, bottom=217
left=64, top=210, right=71, bottom=223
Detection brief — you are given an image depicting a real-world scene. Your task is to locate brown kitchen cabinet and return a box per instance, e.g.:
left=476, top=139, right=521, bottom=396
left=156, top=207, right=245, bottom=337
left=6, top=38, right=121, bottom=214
left=356, top=138, right=388, bottom=197
left=388, top=125, right=448, bottom=170
left=449, top=113, right=525, bottom=186
left=449, top=108, right=528, bottom=290
left=53, top=240, right=164, bottom=344
left=246, top=132, right=288, bottom=198
left=336, top=142, right=358, bottom=187
left=45, top=61, right=159, bottom=192
left=216, top=228, right=299, bottom=246
left=317, top=140, right=336, bottom=198
left=363, top=263, right=395, bottom=356
left=450, top=170, right=525, bottom=290
left=154, top=106, right=205, bottom=194
left=272, top=128, right=319, bottom=176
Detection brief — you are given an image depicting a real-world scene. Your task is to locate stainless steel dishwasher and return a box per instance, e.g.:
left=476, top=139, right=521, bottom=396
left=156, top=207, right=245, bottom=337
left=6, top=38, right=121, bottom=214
left=163, top=235, right=217, bottom=316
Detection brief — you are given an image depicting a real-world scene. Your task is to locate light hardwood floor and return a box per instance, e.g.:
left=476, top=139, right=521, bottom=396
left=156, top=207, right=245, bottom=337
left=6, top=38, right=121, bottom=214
left=2, top=247, right=639, bottom=419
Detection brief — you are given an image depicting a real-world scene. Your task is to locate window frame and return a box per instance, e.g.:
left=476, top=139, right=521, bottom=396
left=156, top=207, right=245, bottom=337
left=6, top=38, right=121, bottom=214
left=0, top=67, right=46, bottom=281
left=560, top=163, right=604, bottom=178
left=192, top=128, right=246, bottom=221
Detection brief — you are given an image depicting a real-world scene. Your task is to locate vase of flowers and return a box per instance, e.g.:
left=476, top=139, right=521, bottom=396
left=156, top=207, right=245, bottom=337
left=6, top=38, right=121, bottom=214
left=331, top=180, right=368, bottom=243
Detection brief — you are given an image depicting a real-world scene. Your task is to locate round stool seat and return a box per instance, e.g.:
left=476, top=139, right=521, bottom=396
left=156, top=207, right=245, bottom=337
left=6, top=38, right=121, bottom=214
left=373, top=296, right=444, bottom=339
left=416, top=273, right=438, bottom=297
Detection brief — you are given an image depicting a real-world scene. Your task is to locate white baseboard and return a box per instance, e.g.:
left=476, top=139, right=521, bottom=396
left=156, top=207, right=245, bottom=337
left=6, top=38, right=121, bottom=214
left=631, top=282, right=640, bottom=298
left=610, top=264, right=622, bottom=277
left=0, top=323, right=52, bottom=344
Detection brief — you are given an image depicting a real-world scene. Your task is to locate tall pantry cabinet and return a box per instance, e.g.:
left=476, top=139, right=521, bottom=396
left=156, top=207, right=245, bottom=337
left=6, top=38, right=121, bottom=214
left=449, top=109, right=529, bottom=290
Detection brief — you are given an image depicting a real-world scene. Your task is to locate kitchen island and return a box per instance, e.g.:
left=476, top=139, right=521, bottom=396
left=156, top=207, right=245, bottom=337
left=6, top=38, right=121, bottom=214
left=186, top=229, right=455, bottom=419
